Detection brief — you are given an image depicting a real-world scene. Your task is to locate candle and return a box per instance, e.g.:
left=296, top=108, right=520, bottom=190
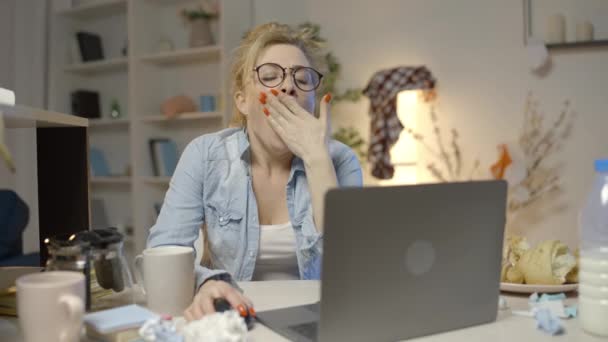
left=576, top=21, right=594, bottom=42
left=546, top=14, right=566, bottom=44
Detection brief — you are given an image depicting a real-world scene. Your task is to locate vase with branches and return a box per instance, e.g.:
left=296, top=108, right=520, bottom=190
left=400, top=105, right=480, bottom=182
left=504, top=93, right=576, bottom=217
left=180, top=1, right=219, bottom=47
left=400, top=93, right=576, bottom=229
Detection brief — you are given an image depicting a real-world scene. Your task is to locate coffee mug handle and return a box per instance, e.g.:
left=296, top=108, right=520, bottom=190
left=134, top=254, right=146, bottom=295
left=58, top=294, right=84, bottom=342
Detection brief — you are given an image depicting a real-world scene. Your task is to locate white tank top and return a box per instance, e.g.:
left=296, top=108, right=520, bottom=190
left=251, top=222, right=300, bottom=281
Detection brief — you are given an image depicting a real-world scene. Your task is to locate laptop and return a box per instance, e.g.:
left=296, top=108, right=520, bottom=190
left=256, top=181, right=507, bottom=342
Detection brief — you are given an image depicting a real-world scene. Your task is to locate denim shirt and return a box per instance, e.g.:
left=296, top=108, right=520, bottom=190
left=147, top=127, right=363, bottom=289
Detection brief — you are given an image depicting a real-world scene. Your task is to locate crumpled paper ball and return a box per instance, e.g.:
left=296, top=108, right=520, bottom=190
left=182, top=311, right=247, bottom=342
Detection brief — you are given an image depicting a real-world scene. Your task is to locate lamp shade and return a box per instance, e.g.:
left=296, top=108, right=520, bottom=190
left=363, top=66, right=435, bottom=180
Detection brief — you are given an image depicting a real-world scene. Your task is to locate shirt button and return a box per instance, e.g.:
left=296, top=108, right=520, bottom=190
left=249, top=251, right=254, bottom=257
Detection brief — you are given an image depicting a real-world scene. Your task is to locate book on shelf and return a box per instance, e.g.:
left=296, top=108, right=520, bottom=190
left=148, top=138, right=178, bottom=177
left=89, top=147, right=111, bottom=177
left=71, top=90, right=100, bottom=118
left=76, top=31, right=104, bottom=62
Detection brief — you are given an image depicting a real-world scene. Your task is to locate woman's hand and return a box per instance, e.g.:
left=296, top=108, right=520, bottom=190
left=261, top=90, right=332, bottom=162
left=261, top=90, right=337, bottom=233
left=183, top=280, right=255, bottom=321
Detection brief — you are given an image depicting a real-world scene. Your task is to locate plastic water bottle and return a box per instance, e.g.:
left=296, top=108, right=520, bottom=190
left=579, top=159, right=608, bottom=336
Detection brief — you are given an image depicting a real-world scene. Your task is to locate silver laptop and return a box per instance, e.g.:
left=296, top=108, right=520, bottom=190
left=257, top=181, right=507, bottom=342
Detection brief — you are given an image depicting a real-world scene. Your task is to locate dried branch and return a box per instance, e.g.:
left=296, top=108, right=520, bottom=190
left=402, top=127, right=441, bottom=159
left=430, top=107, right=455, bottom=179
left=451, top=128, right=462, bottom=177
left=506, top=94, right=575, bottom=215
left=427, top=163, right=447, bottom=182
left=469, top=159, right=480, bottom=180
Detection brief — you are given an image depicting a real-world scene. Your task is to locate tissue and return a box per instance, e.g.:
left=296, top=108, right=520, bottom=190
left=181, top=311, right=247, bottom=342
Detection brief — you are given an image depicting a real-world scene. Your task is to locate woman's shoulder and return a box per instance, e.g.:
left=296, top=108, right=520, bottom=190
left=187, top=127, right=245, bottom=161
left=328, top=139, right=359, bottom=165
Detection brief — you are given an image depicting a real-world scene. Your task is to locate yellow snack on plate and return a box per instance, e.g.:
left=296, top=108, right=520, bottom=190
left=502, top=235, right=530, bottom=266
left=518, top=240, right=577, bottom=285
left=565, top=249, right=579, bottom=283
left=501, top=264, right=524, bottom=283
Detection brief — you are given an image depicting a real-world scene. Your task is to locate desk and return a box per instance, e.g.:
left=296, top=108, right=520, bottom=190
left=1, top=281, right=606, bottom=341
left=1, top=104, right=89, bottom=265
left=243, top=281, right=604, bottom=342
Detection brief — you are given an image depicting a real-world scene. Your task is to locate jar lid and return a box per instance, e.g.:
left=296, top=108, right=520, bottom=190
left=88, top=227, right=123, bottom=249
left=45, top=227, right=124, bottom=254
left=45, top=233, right=91, bottom=256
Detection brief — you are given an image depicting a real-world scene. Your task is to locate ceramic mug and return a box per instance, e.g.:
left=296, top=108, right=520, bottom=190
left=134, top=246, right=195, bottom=316
left=16, top=271, right=85, bottom=342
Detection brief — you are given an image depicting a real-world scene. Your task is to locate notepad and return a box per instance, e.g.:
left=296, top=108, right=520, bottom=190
left=84, top=304, right=158, bottom=334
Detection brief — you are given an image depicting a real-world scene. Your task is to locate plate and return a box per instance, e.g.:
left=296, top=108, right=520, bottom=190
left=500, top=282, right=578, bottom=294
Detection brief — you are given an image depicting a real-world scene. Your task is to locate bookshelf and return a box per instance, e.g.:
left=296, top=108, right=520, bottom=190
left=89, top=117, right=130, bottom=127
left=57, top=0, right=128, bottom=19
left=48, top=0, right=254, bottom=255
left=138, top=45, right=222, bottom=65
left=63, top=57, right=128, bottom=74
left=91, top=176, right=132, bottom=185
left=140, top=111, right=223, bottom=122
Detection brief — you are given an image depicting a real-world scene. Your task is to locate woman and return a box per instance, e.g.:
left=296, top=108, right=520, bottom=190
left=147, top=22, right=362, bottom=321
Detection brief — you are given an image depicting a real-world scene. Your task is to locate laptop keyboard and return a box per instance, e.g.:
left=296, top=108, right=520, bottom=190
left=289, top=321, right=318, bottom=340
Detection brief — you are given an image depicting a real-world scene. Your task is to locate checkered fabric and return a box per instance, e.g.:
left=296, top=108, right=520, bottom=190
left=363, top=66, right=435, bottom=179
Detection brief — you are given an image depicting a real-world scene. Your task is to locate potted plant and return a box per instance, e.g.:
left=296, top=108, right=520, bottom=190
left=180, top=1, right=219, bottom=48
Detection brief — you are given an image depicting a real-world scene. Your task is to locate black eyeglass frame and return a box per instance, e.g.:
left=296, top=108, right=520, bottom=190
left=252, top=62, right=324, bottom=92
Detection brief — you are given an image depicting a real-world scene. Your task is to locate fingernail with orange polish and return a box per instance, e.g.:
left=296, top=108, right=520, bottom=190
left=263, top=107, right=270, bottom=116
left=249, top=307, right=256, bottom=317
left=324, top=93, right=332, bottom=103
left=270, top=89, right=279, bottom=96
left=259, top=97, right=266, bottom=105
left=237, top=305, right=247, bottom=317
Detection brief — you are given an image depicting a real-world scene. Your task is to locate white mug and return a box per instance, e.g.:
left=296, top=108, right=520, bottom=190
left=16, top=271, right=85, bottom=342
left=135, top=246, right=195, bottom=316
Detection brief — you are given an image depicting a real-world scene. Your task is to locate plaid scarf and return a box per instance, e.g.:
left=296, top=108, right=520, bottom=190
left=363, top=66, right=435, bottom=179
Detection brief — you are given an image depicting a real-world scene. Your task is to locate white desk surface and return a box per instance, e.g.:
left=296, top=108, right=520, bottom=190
left=1, top=280, right=606, bottom=341
left=241, top=280, right=605, bottom=342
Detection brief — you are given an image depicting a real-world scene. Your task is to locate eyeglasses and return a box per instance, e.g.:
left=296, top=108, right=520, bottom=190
left=253, top=63, right=323, bottom=92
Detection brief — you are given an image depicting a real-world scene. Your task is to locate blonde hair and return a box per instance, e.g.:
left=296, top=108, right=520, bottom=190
left=229, top=22, right=326, bottom=127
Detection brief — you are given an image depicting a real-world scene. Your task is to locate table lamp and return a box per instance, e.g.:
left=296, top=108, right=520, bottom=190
left=363, top=66, right=435, bottom=180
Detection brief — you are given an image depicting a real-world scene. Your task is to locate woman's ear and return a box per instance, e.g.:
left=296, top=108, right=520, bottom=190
left=234, top=90, right=249, bottom=117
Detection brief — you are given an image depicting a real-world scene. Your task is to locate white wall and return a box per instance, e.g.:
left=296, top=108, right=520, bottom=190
left=1, top=0, right=49, bottom=254
left=0, top=1, right=14, bottom=91
left=0, top=0, right=16, bottom=188
left=255, top=0, right=608, bottom=248
left=253, top=0, right=309, bottom=27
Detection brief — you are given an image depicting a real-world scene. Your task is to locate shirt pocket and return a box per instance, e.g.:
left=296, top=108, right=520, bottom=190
left=206, top=201, right=244, bottom=231
left=205, top=201, right=244, bottom=262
